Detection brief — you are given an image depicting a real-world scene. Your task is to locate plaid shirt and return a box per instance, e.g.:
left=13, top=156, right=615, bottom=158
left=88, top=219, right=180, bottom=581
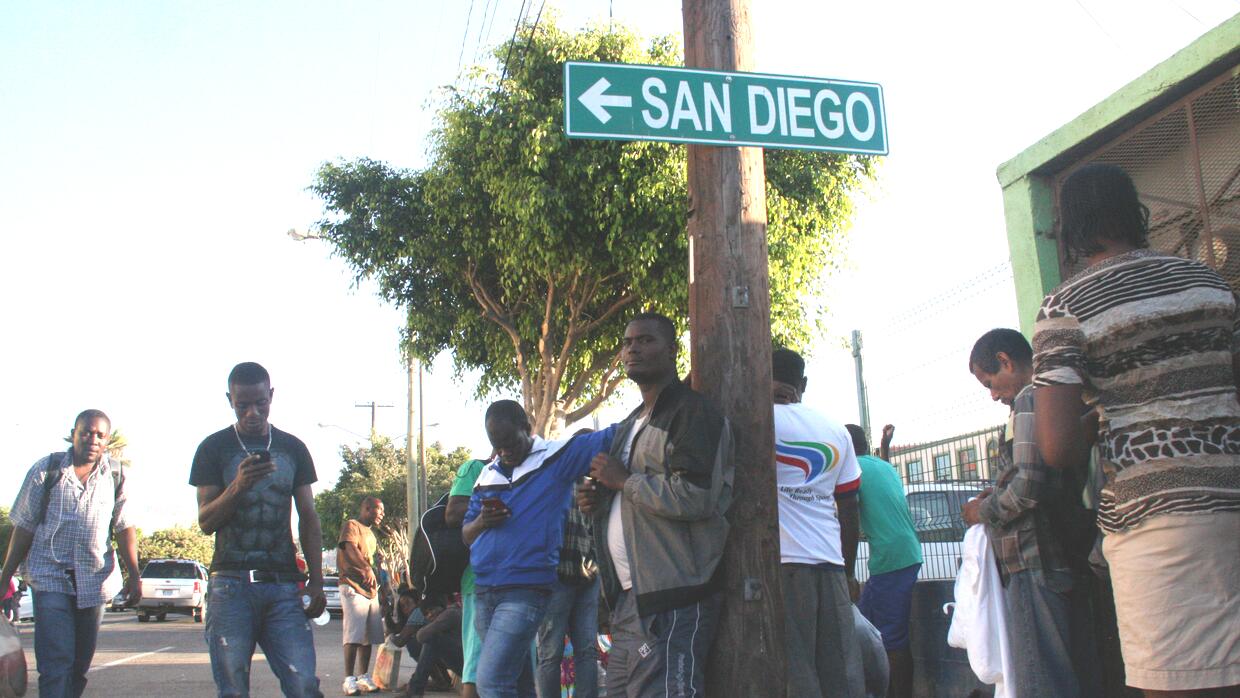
left=556, top=501, right=597, bottom=584
left=10, top=452, right=131, bottom=608
left=979, top=384, right=1071, bottom=582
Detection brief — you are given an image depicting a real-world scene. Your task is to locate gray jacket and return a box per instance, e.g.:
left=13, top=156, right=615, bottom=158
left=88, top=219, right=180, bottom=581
left=593, top=379, right=734, bottom=617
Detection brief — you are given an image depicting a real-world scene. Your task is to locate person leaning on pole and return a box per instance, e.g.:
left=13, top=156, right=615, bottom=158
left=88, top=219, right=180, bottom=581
left=576, top=311, right=734, bottom=698
left=0, top=408, right=141, bottom=698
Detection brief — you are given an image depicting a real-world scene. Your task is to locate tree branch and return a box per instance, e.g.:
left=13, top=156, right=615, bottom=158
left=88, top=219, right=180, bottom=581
left=575, top=292, right=638, bottom=339
left=564, top=370, right=627, bottom=425
left=465, top=262, right=532, bottom=403
left=560, top=350, right=620, bottom=408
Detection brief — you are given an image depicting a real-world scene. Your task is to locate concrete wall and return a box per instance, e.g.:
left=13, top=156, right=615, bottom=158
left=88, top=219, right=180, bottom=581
left=996, top=14, right=1240, bottom=336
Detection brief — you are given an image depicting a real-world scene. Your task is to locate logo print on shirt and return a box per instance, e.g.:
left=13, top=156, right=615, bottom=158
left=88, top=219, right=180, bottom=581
left=776, top=440, right=839, bottom=484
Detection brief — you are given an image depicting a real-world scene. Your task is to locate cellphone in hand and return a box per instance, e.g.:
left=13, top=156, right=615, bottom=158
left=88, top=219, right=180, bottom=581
left=252, top=449, right=271, bottom=463
left=481, top=497, right=507, bottom=512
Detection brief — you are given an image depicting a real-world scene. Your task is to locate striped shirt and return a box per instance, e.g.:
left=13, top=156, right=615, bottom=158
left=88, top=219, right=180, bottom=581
left=10, top=452, right=131, bottom=608
left=1032, top=249, right=1240, bottom=532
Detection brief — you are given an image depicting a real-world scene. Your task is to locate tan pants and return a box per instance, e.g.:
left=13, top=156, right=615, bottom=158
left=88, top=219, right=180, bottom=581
left=1103, top=510, right=1240, bottom=690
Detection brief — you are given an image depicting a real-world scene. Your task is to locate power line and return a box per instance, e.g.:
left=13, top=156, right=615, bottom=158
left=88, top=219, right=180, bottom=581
left=496, top=0, right=532, bottom=92
left=457, top=0, right=478, bottom=77
left=1166, top=0, right=1203, bottom=24
left=869, top=261, right=1013, bottom=334
left=1072, top=0, right=1121, bottom=49
left=474, top=0, right=498, bottom=65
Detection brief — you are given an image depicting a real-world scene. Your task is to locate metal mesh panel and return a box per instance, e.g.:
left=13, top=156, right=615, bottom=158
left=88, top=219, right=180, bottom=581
left=1054, top=71, right=1240, bottom=287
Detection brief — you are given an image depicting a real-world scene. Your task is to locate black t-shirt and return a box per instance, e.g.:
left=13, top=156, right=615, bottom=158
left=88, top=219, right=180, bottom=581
left=189, top=426, right=317, bottom=573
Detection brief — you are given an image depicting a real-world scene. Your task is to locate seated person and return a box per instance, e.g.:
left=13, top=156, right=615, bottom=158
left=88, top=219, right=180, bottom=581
left=391, top=592, right=461, bottom=697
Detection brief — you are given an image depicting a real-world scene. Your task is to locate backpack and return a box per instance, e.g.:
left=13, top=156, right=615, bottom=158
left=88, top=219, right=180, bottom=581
left=408, top=492, right=469, bottom=596
left=38, top=451, right=125, bottom=536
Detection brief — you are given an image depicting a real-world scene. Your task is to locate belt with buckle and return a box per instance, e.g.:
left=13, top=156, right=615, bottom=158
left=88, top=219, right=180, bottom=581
left=212, top=569, right=307, bottom=584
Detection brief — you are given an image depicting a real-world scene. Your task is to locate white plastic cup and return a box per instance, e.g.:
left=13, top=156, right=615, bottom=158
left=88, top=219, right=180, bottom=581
left=302, top=594, right=330, bottom=626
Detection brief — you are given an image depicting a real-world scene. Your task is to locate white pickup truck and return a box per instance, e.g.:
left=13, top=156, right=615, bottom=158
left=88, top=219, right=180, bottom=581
left=137, top=559, right=209, bottom=623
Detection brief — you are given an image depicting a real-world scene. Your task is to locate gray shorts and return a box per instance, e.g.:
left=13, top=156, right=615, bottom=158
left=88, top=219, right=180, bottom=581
left=340, top=584, right=384, bottom=646
left=781, top=564, right=864, bottom=698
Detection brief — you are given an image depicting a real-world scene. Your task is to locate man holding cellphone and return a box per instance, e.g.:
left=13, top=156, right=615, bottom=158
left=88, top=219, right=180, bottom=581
left=191, top=362, right=327, bottom=698
left=462, top=401, right=615, bottom=698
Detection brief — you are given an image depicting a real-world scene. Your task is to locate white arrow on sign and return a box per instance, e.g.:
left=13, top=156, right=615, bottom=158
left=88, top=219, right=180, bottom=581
left=578, top=78, right=632, bottom=124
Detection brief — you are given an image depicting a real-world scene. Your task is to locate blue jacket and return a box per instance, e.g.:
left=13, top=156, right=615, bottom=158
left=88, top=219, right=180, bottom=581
left=465, top=427, right=615, bottom=588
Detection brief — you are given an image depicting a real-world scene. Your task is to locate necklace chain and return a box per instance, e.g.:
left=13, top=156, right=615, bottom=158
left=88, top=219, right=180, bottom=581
left=232, top=424, right=273, bottom=455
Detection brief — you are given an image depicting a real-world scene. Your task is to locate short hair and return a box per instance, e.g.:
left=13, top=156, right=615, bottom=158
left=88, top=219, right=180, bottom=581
left=1059, top=163, right=1149, bottom=263
left=845, top=424, right=868, bottom=456
left=358, top=495, right=382, bottom=509
left=969, top=328, right=1033, bottom=374
left=420, top=591, right=450, bottom=611
left=772, top=348, right=806, bottom=386
left=484, top=400, right=530, bottom=430
left=228, top=362, right=270, bottom=388
left=73, top=409, right=111, bottom=432
left=629, top=311, right=678, bottom=346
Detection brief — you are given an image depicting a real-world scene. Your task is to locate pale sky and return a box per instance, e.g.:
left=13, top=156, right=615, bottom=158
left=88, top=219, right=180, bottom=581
left=2, top=1, right=1235, bottom=531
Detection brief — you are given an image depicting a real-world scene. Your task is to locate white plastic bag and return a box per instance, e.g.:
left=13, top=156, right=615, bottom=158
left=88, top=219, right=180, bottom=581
left=946, top=523, right=1011, bottom=697
left=0, top=615, right=26, bottom=697
left=372, top=639, right=402, bottom=691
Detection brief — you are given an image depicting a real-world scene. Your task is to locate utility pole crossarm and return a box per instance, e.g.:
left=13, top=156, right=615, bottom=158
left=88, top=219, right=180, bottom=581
left=355, top=401, right=394, bottom=435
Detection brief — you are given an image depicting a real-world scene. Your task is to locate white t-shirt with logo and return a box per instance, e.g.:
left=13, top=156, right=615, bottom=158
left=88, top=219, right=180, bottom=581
left=774, top=403, right=862, bottom=566
left=608, top=415, right=646, bottom=590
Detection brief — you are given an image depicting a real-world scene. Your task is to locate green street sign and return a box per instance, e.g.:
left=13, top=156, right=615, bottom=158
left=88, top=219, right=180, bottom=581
left=564, top=61, right=887, bottom=155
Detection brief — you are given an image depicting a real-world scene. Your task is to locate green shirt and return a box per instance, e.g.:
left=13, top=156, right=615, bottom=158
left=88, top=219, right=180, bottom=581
left=856, top=455, right=922, bottom=575
left=450, top=459, right=487, bottom=595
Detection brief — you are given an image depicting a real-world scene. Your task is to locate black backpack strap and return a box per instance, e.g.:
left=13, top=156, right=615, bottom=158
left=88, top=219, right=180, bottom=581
left=36, top=452, right=66, bottom=527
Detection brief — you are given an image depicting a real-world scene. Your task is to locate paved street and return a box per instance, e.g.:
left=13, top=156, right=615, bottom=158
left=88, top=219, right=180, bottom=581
left=16, top=610, right=453, bottom=696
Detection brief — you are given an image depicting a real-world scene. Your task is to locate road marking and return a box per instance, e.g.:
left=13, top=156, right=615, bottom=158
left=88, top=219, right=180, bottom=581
left=88, top=646, right=175, bottom=672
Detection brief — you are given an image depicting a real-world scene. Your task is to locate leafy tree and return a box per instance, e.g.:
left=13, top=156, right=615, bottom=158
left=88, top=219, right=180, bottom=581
left=0, top=507, right=12, bottom=563
left=315, top=435, right=476, bottom=546
left=310, top=17, right=875, bottom=436
left=140, top=526, right=214, bottom=567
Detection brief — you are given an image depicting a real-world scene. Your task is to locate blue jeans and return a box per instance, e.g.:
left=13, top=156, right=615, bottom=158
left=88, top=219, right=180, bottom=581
left=536, top=577, right=600, bottom=698
left=475, top=586, right=551, bottom=698
left=408, top=632, right=464, bottom=694
left=205, top=576, right=322, bottom=698
left=1005, top=569, right=1101, bottom=698
left=32, top=591, right=104, bottom=698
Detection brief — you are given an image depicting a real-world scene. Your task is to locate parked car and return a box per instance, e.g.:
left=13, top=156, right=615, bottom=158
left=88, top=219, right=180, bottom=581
left=856, top=480, right=988, bottom=582
left=14, top=578, right=32, bottom=622
left=108, top=589, right=129, bottom=612
left=323, top=576, right=341, bottom=617
left=137, top=559, right=208, bottom=622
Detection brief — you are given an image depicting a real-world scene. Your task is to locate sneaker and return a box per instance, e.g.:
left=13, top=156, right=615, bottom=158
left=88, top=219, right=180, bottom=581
left=343, top=676, right=360, bottom=696
left=355, top=674, right=378, bottom=693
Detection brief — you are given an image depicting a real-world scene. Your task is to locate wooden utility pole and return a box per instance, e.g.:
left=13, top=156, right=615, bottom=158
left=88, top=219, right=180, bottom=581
left=406, top=360, right=421, bottom=542
left=355, top=400, right=393, bottom=435
left=683, top=0, right=786, bottom=694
